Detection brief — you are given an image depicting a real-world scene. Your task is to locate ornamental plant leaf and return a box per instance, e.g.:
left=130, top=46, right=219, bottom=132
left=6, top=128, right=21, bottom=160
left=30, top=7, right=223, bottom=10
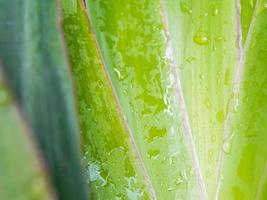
left=0, top=71, right=54, bottom=200
left=62, top=0, right=267, bottom=199
left=162, top=0, right=239, bottom=198
left=62, top=0, right=199, bottom=199
left=0, top=1, right=88, bottom=199
left=1, top=0, right=267, bottom=199
left=217, top=1, right=267, bottom=199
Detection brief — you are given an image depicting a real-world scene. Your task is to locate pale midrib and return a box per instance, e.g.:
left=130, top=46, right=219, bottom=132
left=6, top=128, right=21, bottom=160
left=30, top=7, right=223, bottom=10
left=159, top=2, right=209, bottom=200
left=80, top=1, right=158, bottom=199
left=214, top=0, right=260, bottom=199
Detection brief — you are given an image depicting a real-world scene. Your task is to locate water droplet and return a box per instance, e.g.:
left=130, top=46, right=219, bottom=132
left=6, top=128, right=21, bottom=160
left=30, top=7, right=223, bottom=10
left=213, top=7, right=218, bottom=16
left=216, top=71, right=222, bottom=84
left=199, top=74, right=204, bottom=80
left=114, top=68, right=122, bottom=80
left=170, top=155, right=177, bottom=165
left=208, top=149, right=214, bottom=163
left=215, top=36, right=225, bottom=42
left=203, top=12, right=208, bottom=17
left=222, top=132, right=235, bottom=154
left=193, top=30, right=210, bottom=46
left=222, top=141, right=231, bottom=154
left=205, top=98, right=212, bottom=109
left=175, top=173, right=184, bottom=186
left=233, top=98, right=239, bottom=112
left=186, top=56, right=196, bottom=63
left=180, top=2, right=192, bottom=14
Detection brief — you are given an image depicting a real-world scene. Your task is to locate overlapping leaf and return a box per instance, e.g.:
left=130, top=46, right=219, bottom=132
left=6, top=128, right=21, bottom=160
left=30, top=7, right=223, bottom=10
left=1, top=0, right=265, bottom=199
left=162, top=0, right=239, bottom=198
left=63, top=0, right=202, bottom=199
left=0, top=1, right=88, bottom=199
left=0, top=72, right=53, bottom=200
left=217, top=1, right=267, bottom=199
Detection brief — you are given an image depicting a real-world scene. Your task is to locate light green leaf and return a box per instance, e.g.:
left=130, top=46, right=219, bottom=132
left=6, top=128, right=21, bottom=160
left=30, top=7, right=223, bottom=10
left=0, top=71, right=54, bottom=200
left=0, top=1, right=88, bottom=199
left=217, top=1, right=267, bottom=199
left=62, top=0, right=267, bottom=199
left=63, top=0, right=202, bottom=199
left=162, top=0, right=239, bottom=198
left=62, top=1, right=153, bottom=199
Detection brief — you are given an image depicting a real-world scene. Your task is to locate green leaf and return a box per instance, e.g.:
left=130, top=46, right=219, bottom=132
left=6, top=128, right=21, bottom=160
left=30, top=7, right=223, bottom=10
left=0, top=71, right=54, bottom=200
left=216, top=1, right=267, bottom=199
left=56, top=0, right=267, bottom=199
left=162, top=0, right=239, bottom=198
left=0, top=1, right=88, bottom=199
left=63, top=0, right=202, bottom=199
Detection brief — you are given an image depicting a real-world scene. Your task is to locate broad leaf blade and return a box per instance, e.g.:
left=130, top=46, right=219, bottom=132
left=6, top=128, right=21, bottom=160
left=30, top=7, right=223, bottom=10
left=162, top=0, right=239, bottom=198
left=218, top=2, right=267, bottom=199
left=241, top=0, right=257, bottom=44
left=62, top=0, right=153, bottom=199
left=0, top=1, right=88, bottom=199
left=0, top=72, right=54, bottom=200
left=63, top=0, right=205, bottom=199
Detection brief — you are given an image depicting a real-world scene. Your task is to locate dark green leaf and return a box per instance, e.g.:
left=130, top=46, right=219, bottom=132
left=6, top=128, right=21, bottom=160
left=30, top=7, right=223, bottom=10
left=0, top=1, right=88, bottom=199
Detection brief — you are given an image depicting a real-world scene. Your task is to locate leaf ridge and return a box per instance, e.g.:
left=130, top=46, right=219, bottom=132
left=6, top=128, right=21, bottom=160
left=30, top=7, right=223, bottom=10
left=80, top=1, right=158, bottom=199
left=159, top=2, right=209, bottom=200
left=215, top=0, right=260, bottom=198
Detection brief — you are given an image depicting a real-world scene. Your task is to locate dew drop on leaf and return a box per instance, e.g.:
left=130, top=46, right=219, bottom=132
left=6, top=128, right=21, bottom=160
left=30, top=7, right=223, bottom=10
left=212, top=5, right=219, bottom=16
left=180, top=1, right=192, bottom=14
left=208, top=149, right=214, bottom=163
left=193, top=31, right=210, bottom=46
left=222, top=141, right=231, bottom=154
left=222, top=132, right=235, bottom=154
left=205, top=98, right=212, bottom=109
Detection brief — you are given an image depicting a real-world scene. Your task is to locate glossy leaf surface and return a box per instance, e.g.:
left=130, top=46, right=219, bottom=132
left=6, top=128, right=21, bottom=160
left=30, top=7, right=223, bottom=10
left=63, top=0, right=201, bottom=199
left=61, top=0, right=267, bottom=199
left=163, top=0, right=239, bottom=198
left=62, top=1, right=153, bottom=199
left=218, top=1, right=267, bottom=199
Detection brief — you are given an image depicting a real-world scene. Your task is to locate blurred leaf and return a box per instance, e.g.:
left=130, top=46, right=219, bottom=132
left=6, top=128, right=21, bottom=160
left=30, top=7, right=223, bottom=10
left=0, top=71, right=54, bottom=200
left=0, top=1, right=88, bottom=199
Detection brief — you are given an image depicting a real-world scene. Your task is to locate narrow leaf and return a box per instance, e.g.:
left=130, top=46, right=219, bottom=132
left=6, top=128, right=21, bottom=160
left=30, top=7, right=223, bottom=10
left=162, top=0, right=240, bottom=198
left=217, top=2, right=267, bottom=199
left=0, top=71, right=54, bottom=200
left=0, top=1, right=88, bottom=199
left=62, top=0, right=155, bottom=199
left=63, top=0, right=206, bottom=198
